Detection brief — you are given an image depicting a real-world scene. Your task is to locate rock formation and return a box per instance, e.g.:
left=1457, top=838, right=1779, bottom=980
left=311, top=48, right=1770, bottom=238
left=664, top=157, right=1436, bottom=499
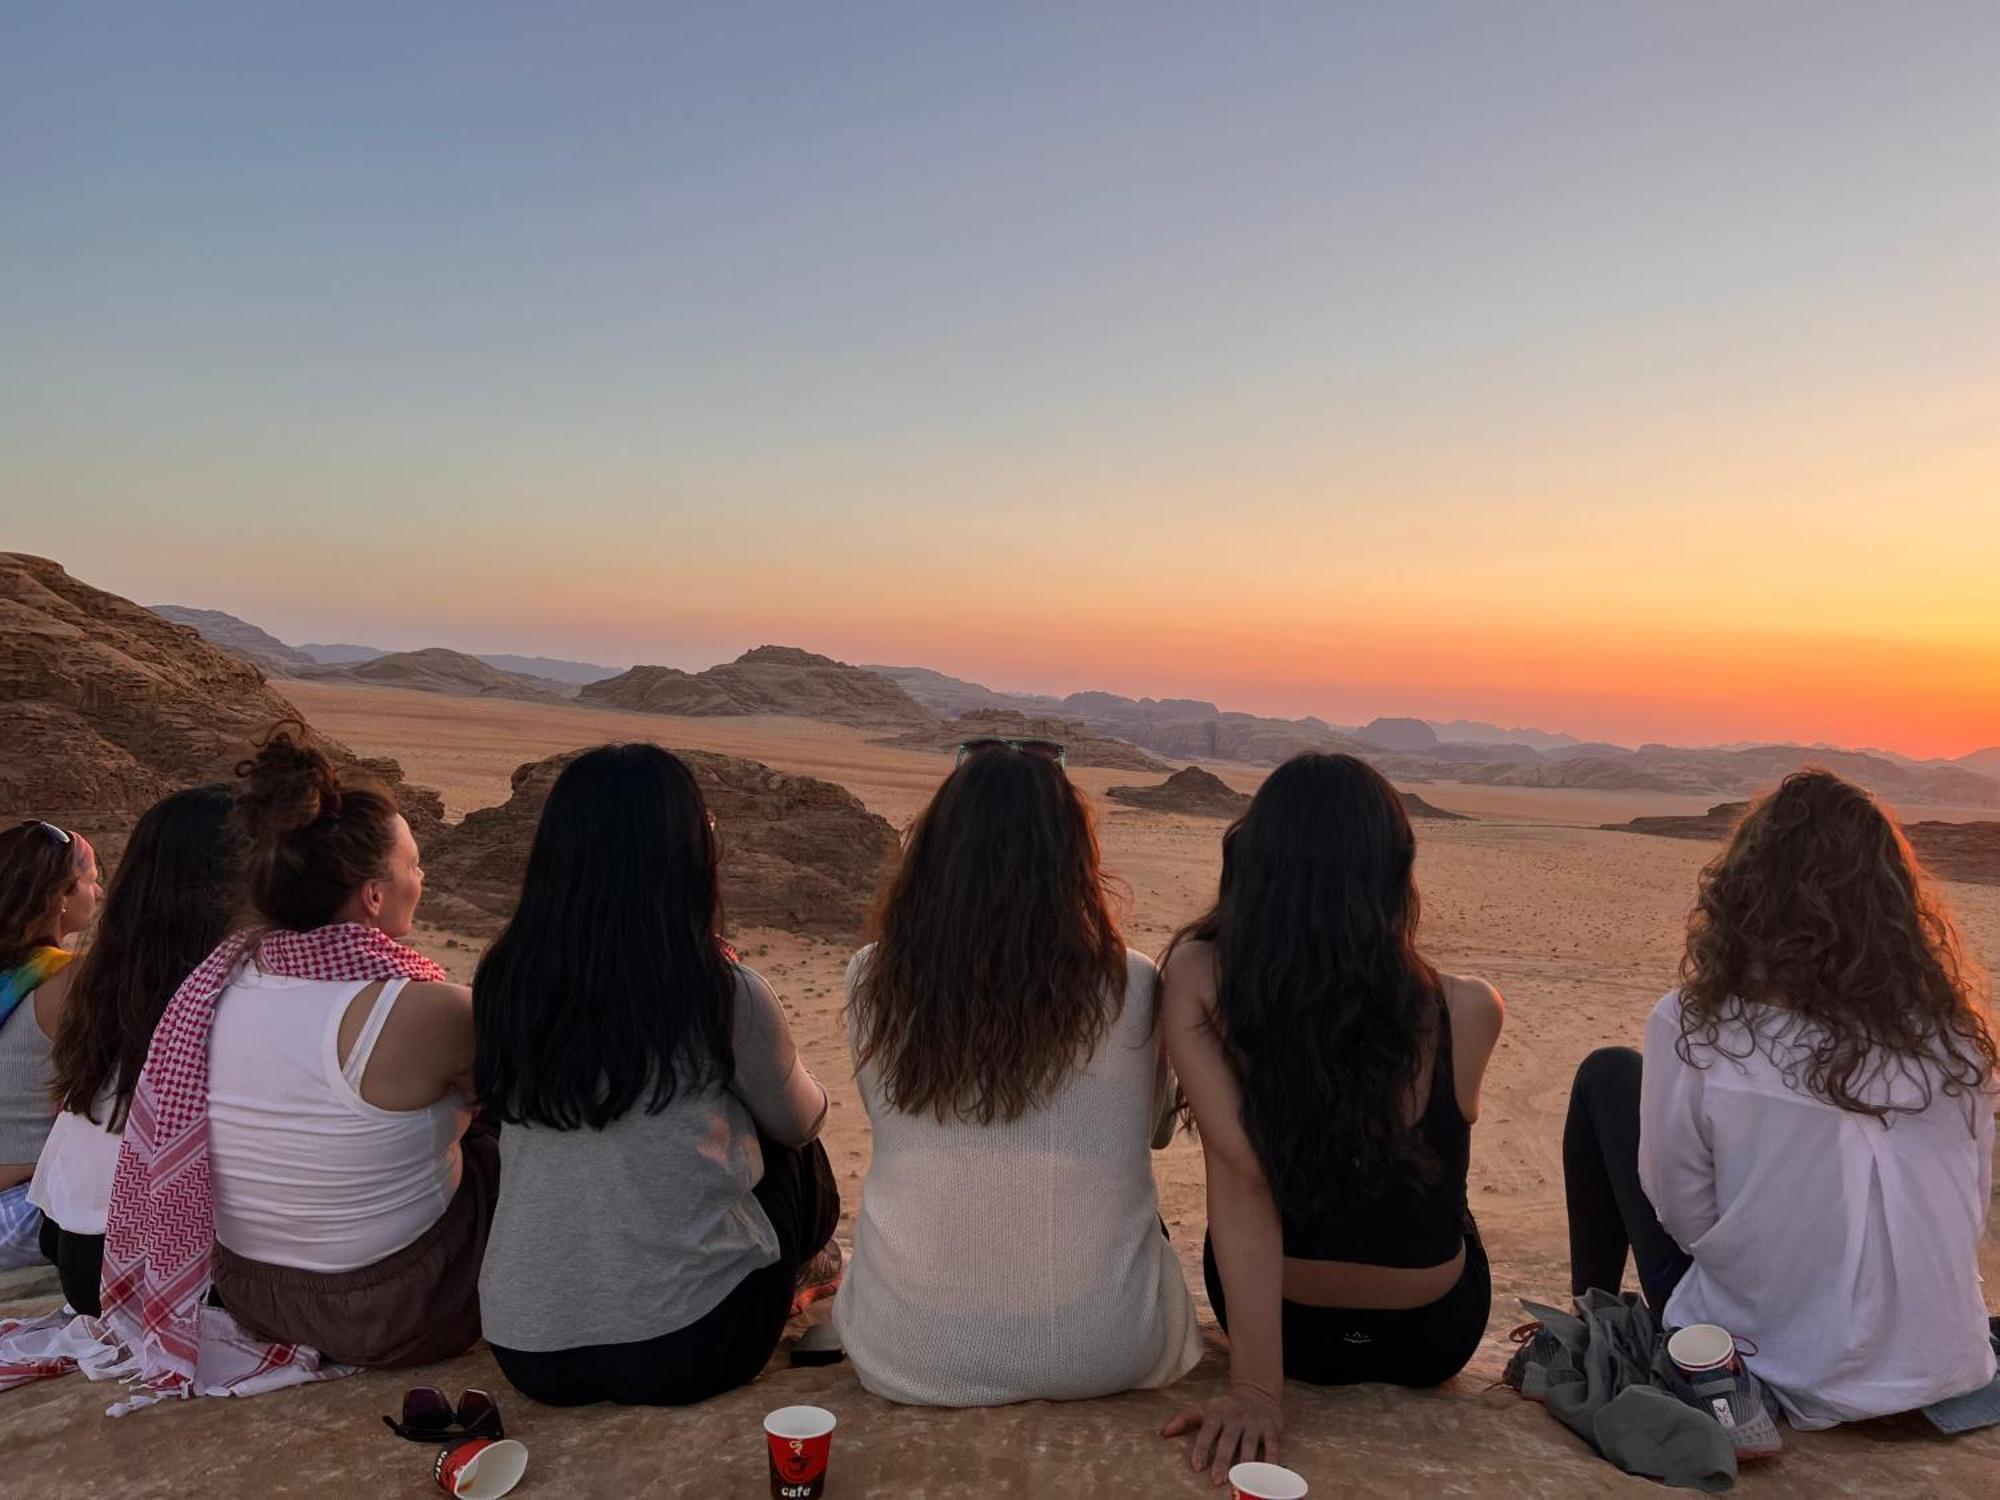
left=2, top=555, right=445, bottom=863
left=301, top=646, right=573, bottom=701
left=148, top=604, right=321, bottom=676
left=1108, top=767, right=1465, bottom=822
left=423, top=747, right=899, bottom=939
left=1358, top=716, right=1440, bottom=752
left=1603, top=801, right=2000, bottom=886
left=1, top=554, right=322, bottom=830
left=875, top=709, right=1171, bottom=773
left=1107, top=767, right=1251, bottom=817
left=581, top=646, right=936, bottom=729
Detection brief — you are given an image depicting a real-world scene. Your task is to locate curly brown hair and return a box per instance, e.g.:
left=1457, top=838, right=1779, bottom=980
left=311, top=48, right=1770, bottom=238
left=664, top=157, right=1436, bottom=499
left=1678, top=768, right=1995, bottom=1120
left=851, top=746, right=1128, bottom=1125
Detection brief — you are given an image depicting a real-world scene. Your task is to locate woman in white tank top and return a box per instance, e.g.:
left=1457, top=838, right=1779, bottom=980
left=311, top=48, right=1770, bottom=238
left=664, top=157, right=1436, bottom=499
left=193, top=729, right=484, bottom=1369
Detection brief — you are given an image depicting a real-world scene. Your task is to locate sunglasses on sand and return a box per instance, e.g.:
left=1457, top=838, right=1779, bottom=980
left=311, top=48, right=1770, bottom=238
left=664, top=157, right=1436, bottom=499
left=383, top=1387, right=504, bottom=1443
left=955, top=737, right=1068, bottom=769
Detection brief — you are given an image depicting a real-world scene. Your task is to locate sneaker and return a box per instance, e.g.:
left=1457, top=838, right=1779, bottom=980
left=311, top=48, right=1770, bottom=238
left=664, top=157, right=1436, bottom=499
left=1664, top=1358, right=1785, bottom=1462
left=790, top=1241, right=844, bottom=1317
left=1501, top=1320, right=1564, bottom=1403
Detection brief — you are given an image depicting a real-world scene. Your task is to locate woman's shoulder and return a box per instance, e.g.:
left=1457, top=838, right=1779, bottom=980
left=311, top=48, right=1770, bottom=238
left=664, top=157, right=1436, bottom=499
left=1438, top=972, right=1504, bottom=1032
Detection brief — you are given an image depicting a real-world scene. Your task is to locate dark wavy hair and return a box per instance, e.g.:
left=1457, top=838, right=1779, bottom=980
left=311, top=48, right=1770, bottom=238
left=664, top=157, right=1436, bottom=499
left=0, top=820, right=90, bottom=974
left=1166, top=753, right=1441, bottom=1216
left=473, top=744, right=737, bottom=1130
left=852, top=745, right=1127, bottom=1125
left=51, top=786, right=239, bottom=1128
left=1678, top=768, right=1995, bottom=1121
left=235, top=722, right=400, bottom=931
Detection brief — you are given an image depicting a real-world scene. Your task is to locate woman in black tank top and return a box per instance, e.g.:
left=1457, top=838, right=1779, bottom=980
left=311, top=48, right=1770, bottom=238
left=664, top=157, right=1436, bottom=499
left=1159, top=754, right=1505, bottom=1483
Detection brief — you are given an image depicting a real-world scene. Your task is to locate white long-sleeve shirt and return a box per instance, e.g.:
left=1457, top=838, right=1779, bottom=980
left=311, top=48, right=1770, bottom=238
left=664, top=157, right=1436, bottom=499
left=1639, top=990, right=1996, bottom=1429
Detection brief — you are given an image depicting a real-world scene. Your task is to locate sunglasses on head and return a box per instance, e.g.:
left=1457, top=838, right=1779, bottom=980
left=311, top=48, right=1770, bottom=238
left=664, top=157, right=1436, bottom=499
left=955, top=738, right=1068, bottom=768
left=23, top=820, right=71, bottom=845
left=383, top=1387, right=503, bottom=1443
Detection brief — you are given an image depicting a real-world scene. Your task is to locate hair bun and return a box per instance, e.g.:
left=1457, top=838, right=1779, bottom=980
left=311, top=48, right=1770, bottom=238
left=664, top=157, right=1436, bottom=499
left=236, top=722, right=343, bottom=838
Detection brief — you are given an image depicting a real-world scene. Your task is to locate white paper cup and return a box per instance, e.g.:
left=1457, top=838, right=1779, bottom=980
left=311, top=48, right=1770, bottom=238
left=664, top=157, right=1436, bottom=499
left=1667, top=1323, right=1738, bottom=1374
left=1229, top=1461, right=1309, bottom=1499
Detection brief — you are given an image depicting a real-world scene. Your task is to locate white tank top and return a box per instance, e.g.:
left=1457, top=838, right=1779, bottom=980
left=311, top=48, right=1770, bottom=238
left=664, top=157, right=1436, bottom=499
left=207, top=968, right=467, bottom=1273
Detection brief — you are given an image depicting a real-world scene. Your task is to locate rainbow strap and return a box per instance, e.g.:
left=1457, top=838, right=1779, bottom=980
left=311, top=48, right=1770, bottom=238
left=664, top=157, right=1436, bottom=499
left=0, top=947, right=73, bottom=1032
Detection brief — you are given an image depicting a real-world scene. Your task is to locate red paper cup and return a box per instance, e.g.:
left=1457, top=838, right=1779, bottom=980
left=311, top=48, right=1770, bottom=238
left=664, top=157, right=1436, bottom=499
left=433, top=1437, right=529, bottom=1499
left=764, top=1405, right=837, bottom=1498
left=1229, top=1461, right=1309, bottom=1499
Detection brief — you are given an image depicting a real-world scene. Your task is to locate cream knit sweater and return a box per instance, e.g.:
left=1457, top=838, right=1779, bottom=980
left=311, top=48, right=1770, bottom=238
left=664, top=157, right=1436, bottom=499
left=833, top=947, right=1202, bottom=1406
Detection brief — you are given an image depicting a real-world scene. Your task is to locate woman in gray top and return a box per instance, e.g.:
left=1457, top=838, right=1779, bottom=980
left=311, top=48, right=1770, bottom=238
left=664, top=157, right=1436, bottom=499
left=474, top=744, right=840, bottom=1406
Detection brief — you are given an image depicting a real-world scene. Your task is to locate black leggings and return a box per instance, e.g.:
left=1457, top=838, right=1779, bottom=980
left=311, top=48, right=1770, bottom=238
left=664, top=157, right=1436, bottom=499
left=1564, top=1046, right=1692, bottom=1310
left=1202, top=1227, right=1492, bottom=1387
left=491, top=1137, right=840, bottom=1407
left=37, top=1215, right=105, bottom=1318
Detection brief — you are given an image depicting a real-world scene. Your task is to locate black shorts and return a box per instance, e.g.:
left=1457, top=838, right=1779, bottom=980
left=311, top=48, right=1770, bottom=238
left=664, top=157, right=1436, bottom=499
left=1202, top=1226, right=1491, bottom=1388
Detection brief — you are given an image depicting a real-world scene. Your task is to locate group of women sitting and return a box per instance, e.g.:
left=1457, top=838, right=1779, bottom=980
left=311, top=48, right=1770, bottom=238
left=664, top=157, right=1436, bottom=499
left=0, top=727, right=1992, bottom=1481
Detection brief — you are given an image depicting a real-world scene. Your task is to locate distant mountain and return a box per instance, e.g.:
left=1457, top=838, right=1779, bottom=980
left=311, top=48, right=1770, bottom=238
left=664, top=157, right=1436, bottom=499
left=1358, top=717, right=1439, bottom=752
left=1432, top=743, right=2000, bottom=808
left=1958, top=747, right=2000, bottom=777
left=582, top=646, right=937, bottom=729
left=299, top=642, right=386, bottom=665
left=1053, top=692, right=1373, bottom=766
left=475, top=652, right=623, bottom=686
left=864, top=665, right=1063, bottom=718
left=150, top=605, right=320, bottom=675
left=874, top=708, right=1170, bottom=772
left=1428, top=719, right=1585, bottom=752
left=301, top=647, right=571, bottom=703
left=1604, top=802, right=2000, bottom=886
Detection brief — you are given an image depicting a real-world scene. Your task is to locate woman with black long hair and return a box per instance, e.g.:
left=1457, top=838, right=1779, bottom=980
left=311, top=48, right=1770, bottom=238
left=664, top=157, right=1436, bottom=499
left=30, top=784, right=239, bottom=1313
left=1159, top=753, right=1504, bottom=1482
left=475, top=743, right=840, bottom=1407
left=834, top=740, right=1201, bottom=1406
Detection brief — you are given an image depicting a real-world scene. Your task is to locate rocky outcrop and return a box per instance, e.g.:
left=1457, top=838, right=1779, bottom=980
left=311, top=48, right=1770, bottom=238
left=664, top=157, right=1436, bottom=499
left=581, top=646, right=936, bottom=730
left=1358, top=716, right=1439, bottom=752
left=2, top=556, right=446, bottom=862
left=863, top=664, right=1065, bottom=718
left=1107, top=767, right=1251, bottom=817
left=874, top=709, right=1170, bottom=773
left=1, top=555, right=322, bottom=829
left=423, top=747, right=899, bottom=939
left=1603, top=801, right=2000, bottom=886
left=302, top=646, right=572, bottom=701
left=148, top=604, right=321, bottom=675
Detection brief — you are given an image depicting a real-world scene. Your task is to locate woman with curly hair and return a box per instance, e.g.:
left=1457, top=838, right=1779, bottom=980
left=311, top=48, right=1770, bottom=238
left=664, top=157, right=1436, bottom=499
left=1156, top=753, right=1505, bottom=1482
left=834, top=739, right=1201, bottom=1406
left=1564, top=768, right=1997, bottom=1428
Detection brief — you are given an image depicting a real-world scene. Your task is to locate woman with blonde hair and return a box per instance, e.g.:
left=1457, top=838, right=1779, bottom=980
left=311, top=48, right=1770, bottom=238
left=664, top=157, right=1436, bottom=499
left=1564, top=769, right=1997, bottom=1429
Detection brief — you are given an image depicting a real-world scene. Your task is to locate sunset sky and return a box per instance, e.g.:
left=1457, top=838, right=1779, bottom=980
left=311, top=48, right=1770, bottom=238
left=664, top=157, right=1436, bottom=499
left=5, top=5, right=1997, bottom=755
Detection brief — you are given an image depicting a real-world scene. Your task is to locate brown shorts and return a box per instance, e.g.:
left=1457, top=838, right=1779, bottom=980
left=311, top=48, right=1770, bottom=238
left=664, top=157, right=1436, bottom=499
left=212, top=1114, right=498, bottom=1368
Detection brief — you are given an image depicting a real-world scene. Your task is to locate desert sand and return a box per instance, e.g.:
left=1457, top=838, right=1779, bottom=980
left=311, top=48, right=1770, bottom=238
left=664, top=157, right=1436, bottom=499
left=4, top=678, right=1995, bottom=1497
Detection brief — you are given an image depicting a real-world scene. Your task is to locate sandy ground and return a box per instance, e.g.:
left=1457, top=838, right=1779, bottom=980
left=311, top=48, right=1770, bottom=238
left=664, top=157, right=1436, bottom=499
left=4, top=679, right=1995, bottom=1497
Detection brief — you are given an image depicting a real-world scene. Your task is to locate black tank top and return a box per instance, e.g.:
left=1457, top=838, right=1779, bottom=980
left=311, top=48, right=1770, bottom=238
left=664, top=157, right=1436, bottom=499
left=1278, top=992, right=1471, bottom=1269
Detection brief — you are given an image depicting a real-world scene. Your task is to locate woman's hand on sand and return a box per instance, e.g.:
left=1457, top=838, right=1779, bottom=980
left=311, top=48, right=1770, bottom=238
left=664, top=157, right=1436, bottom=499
left=1161, top=1383, right=1284, bottom=1485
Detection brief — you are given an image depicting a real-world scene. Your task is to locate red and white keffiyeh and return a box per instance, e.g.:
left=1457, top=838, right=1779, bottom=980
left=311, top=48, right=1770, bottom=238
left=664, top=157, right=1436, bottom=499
left=98, top=923, right=448, bottom=1403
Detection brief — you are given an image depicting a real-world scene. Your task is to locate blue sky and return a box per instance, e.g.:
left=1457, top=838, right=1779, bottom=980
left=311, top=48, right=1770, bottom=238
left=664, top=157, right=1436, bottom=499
left=4, top=4, right=1997, bottom=750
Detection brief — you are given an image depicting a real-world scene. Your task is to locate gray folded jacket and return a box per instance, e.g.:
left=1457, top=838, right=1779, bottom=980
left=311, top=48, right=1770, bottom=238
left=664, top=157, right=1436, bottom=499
left=1514, top=1291, right=1737, bottom=1493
